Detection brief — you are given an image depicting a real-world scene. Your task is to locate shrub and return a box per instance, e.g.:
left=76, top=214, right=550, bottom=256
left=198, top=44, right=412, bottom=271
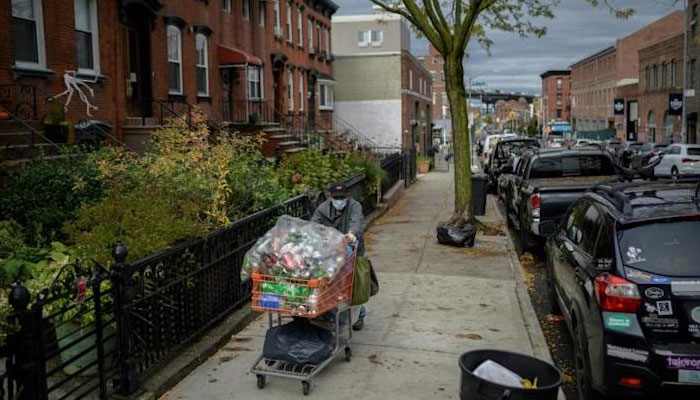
left=277, top=149, right=361, bottom=193
left=0, top=149, right=103, bottom=244
left=0, top=220, right=24, bottom=259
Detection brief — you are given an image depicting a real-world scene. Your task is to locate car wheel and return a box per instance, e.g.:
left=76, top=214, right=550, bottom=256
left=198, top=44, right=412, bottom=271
left=573, top=324, right=604, bottom=400
left=671, top=167, right=679, bottom=182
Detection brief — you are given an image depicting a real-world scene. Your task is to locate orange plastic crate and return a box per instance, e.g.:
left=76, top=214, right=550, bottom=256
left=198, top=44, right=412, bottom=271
left=251, top=251, right=356, bottom=318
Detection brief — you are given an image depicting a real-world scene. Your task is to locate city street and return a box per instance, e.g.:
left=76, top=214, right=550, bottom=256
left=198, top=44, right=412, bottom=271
left=161, top=172, right=556, bottom=399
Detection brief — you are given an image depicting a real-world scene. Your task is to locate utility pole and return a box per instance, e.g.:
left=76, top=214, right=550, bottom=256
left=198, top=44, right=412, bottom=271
left=682, top=0, right=689, bottom=143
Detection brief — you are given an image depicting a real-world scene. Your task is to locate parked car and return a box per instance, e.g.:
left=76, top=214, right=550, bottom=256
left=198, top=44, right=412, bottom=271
left=482, top=133, right=516, bottom=170
left=617, top=141, right=643, bottom=167
left=486, top=137, right=540, bottom=190
left=547, top=137, right=565, bottom=148
left=653, top=143, right=700, bottom=179
left=507, top=148, right=618, bottom=253
left=604, top=140, right=622, bottom=156
left=630, top=143, right=668, bottom=169
left=540, top=181, right=700, bottom=400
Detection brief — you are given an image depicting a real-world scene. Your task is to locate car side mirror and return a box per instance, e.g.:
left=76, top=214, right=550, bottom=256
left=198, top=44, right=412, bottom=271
left=538, top=220, right=558, bottom=237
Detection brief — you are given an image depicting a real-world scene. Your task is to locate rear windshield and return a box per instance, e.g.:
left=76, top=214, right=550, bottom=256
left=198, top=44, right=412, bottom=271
left=619, top=220, right=700, bottom=277
left=529, top=155, right=615, bottom=179
left=687, top=148, right=700, bottom=156
left=495, top=141, right=538, bottom=159
left=630, top=143, right=643, bottom=151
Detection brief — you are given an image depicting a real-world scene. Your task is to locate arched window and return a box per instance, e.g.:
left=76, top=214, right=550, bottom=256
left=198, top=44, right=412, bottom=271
left=167, top=25, right=183, bottom=94
left=664, top=111, right=673, bottom=143
left=647, top=111, right=656, bottom=143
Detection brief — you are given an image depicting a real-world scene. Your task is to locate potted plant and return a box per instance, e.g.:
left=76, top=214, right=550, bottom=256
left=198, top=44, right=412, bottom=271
left=43, top=102, right=71, bottom=143
left=417, top=154, right=431, bottom=174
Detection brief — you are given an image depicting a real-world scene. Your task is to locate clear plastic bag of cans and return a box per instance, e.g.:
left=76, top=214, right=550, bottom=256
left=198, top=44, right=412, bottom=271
left=242, top=215, right=347, bottom=282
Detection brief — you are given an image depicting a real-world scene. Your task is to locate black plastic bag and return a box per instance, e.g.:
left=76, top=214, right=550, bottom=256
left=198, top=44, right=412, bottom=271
left=263, top=319, right=335, bottom=365
left=436, top=224, right=476, bottom=247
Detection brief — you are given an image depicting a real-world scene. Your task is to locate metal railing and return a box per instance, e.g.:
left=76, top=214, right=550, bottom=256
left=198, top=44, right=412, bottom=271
left=380, top=152, right=403, bottom=194
left=224, top=99, right=275, bottom=124
left=0, top=103, right=62, bottom=161
left=127, top=99, right=193, bottom=127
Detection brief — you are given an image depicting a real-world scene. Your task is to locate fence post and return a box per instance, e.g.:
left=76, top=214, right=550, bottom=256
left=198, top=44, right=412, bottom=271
left=8, top=284, right=48, bottom=400
left=110, top=242, right=139, bottom=395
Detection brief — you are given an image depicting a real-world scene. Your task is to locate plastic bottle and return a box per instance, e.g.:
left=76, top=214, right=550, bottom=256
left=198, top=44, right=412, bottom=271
left=308, top=289, right=319, bottom=314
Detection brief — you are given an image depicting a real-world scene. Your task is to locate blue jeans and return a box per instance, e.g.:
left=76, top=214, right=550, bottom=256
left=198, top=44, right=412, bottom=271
left=359, top=305, right=366, bottom=318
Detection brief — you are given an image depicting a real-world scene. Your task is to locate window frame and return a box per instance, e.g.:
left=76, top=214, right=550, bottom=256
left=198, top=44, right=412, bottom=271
left=74, top=0, right=100, bottom=75
left=242, top=0, right=250, bottom=20
left=223, top=0, right=232, bottom=13
left=370, top=30, right=384, bottom=46
left=273, top=0, right=281, bottom=37
left=258, top=0, right=266, bottom=26
left=308, top=18, right=314, bottom=50
left=357, top=30, right=369, bottom=47
left=286, top=2, right=293, bottom=42
left=12, top=0, right=47, bottom=69
left=409, top=69, right=413, bottom=90
left=167, top=24, right=183, bottom=95
left=195, top=33, right=209, bottom=97
left=247, top=66, right=263, bottom=100
left=287, top=69, right=294, bottom=111
left=325, top=27, right=331, bottom=55
left=318, top=81, right=334, bottom=110
left=296, top=7, right=303, bottom=46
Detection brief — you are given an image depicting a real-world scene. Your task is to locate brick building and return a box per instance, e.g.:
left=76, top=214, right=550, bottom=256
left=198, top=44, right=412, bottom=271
left=570, top=11, right=684, bottom=139
left=686, top=0, right=699, bottom=143
left=540, top=70, right=570, bottom=128
left=1, top=0, right=337, bottom=158
left=637, top=33, right=684, bottom=143
left=421, top=43, right=449, bottom=138
left=331, top=9, right=432, bottom=153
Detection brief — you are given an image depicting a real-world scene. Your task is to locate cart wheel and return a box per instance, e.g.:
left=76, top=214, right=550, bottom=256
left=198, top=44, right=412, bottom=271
left=302, top=381, right=311, bottom=396
left=344, top=346, right=352, bottom=362
left=256, top=374, right=266, bottom=389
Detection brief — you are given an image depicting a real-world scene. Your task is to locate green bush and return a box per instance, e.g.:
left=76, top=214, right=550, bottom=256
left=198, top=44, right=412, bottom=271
left=0, top=150, right=103, bottom=244
left=0, top=220, right=24, bottom=259
left=277, top=149, right=361, bottom=193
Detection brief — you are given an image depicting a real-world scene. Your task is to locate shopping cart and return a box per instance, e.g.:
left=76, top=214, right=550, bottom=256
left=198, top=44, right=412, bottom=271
left=249, top=247, right=356, bottom=395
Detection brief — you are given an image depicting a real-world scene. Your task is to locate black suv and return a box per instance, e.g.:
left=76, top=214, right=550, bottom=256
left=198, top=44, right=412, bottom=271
left=540, top=181, right=700, bottom=399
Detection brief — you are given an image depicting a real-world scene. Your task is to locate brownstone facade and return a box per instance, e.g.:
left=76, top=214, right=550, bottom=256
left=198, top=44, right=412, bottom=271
left=0, top=0, right=335, bottom=150
left=540, top=70, right=570, bottom=126
left=422, top=43, right=446, bottom=122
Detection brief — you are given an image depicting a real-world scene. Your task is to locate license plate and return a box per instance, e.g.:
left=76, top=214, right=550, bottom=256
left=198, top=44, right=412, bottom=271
left=679, top=369, right=700, bottom=384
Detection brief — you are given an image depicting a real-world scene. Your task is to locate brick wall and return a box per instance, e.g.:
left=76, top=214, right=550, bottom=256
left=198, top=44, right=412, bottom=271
left=401, top=51, right=432, bottom=153
left=540, top=71, right=570, bottom=125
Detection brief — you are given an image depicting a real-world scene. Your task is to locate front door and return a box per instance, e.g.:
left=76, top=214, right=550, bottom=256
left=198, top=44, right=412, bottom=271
left=273, top=67, right=284, bottom=123
left=125, top=8, right=152, bottom=117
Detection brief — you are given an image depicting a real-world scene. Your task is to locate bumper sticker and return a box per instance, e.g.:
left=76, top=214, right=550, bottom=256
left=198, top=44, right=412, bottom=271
left=678, top=369, right=700, bottom=384
left=606, top=314, right=632, bottom=330
left=667, top=356, right=700, bottom=371
left=656, top=300, right=673, bottom=316
left=606, top=344, right=648, bottom=363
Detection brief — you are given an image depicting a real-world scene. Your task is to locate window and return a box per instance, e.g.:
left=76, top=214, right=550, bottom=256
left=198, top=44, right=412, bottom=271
left=326, top=27, right=331, bottom=55
left=258, top=0, right=265, bottom=26
left=419, top=78, right=423, bottom=94
left=318, top=82, right=333, bottom=110
left=273, top=0, right=281, bottom=37
left=670, top=60, right=677, bottom=87
left=298, top=70, right=304, bottom=112
left=242, top=0, right=250, bottom=20
left=167, top=25, right=183, bottom=95
left=287, top=69, right=294, bottom=111
left=370, top=30, right=383, bottom=46
left=647, top=111, right=656, bottom=142
left=223, top=0, right=232, bottom=12
left=74, top=0, right=99, bottom=73
left=247, top=66, right=263, bottom=99
left=653, top=64, right=658, bottom=89
left=556, top=109, right=562, bottom=118
left=556, top=78, right=562, bottom=90
left=691, top=59, right=697, bottom=86
left=645, top=66, right=651, bottom=90
left=409, top=69, right=413, bottom=90
left=297, top=8, right=303, bottom=46
left=195, top=34, right=208, bottom=96
left=308, top=18, right=314, bottom=50
left=357, top=30, right=369, bottom=47
left=12, top=0, right=46, bottom=68
left=556, top=93, right=562, bottom=106
left=286, top=2, right=292, bottom=42
left=316, top=23, right=321, bottom=51
left=661, top=62, right=667, bottom=88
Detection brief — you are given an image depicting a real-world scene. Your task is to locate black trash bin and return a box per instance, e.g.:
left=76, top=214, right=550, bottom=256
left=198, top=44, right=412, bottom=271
left=75, top=120, right=113, bottom=150
left=459, top=350, right=562, bottom=400
left=471, top=174, right=488, bottom=216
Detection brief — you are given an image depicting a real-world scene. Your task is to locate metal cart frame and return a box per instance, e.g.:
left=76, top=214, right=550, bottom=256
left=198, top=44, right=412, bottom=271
left=250, top=302, right=354, bottom=395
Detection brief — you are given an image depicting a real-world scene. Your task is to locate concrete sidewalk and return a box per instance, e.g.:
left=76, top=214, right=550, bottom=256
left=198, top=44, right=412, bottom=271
left=162, top=172, right=553, bottom=400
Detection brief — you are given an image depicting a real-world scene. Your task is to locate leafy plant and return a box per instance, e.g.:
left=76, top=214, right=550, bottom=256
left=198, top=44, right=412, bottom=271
left=0, top=220, right=24, bottom=259
left=277, top=149, right=359, bottom=193
left=417, top=154, right=431, bottom=164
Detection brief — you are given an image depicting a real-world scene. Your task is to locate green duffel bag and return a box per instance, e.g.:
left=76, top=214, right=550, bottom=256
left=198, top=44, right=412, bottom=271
left=352, top=256, right=371, bottom=306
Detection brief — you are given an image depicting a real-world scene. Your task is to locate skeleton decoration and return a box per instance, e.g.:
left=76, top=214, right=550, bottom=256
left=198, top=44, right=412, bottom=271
left=50, top=71, right=98, bottom=117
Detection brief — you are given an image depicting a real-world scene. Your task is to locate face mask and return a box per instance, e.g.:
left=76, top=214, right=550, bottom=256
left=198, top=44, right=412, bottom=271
left=332, top=199, right=347, bottom=210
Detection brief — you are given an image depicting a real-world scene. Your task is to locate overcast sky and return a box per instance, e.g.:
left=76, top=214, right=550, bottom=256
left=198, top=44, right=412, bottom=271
left=333, top=0, right=684, bottom=95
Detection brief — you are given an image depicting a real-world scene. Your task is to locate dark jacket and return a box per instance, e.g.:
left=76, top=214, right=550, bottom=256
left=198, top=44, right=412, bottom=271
left=311, top=198, right=365, bottom=255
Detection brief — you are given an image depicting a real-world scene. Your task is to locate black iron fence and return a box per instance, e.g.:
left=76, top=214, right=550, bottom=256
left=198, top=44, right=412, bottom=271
left=380, top=152, right=403, bottom=195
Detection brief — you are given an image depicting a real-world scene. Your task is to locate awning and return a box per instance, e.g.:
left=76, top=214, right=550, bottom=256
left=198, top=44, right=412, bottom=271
left=218, top=45, right=262, bottom=67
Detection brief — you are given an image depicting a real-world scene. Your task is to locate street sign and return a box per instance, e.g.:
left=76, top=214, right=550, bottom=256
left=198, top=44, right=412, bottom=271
left=613, top=99, right=625, bottom=115
left=669, top=93, right=683, bottom=116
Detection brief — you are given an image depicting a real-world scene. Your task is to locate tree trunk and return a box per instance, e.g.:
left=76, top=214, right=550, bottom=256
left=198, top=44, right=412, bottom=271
left=444, top=54, right=473, bottom=224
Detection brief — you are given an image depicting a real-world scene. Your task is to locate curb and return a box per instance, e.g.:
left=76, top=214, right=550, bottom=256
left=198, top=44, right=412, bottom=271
left=493, top=196, right=554, bottom=363
left=137, top=182, right=410, bottom=400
